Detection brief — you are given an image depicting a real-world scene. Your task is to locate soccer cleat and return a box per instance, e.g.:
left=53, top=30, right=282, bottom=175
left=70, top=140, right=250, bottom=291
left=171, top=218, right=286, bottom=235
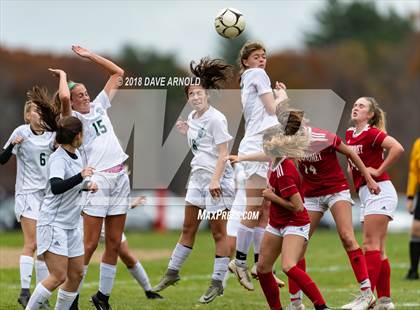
left=341, top=289, right=375, bottom=310
left=228, top=260, right=254, bottom=291
left=372, top=297, right=395, bottom=310
left=286, top=302, right=305, bottom=310
left=145, top=290, right=164, bottom=299
left=91, top=292, right=112, bottom=310
left=405, top=269, right=419, bottom=280
left=152, top=269, right=180, bottom=292
left=198, top=279, right=224, bottom=304
left=250, top=264, right=285, bottom=288
left=17, top=289, right=31, bottom=308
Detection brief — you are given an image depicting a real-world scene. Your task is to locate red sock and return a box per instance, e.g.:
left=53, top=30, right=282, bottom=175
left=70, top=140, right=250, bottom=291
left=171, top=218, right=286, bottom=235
left=364, top=250, right=382, bottom=290
left=376, top=258, right=391, bottom=298
left=286, top=265, right=326, bottom=306
left=288, top=258, right=306, bottom=300
left=258, top=271, right=282, bottom=310
left=347, top=248, right=370, bottom=289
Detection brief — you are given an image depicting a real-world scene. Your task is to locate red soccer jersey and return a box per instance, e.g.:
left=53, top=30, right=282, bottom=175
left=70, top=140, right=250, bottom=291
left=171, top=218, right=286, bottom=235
left=298, top=127, right=349, bottom=197
left=345, top=125, right=390, bottom=191
left=268, top=158, right=310, bottom=229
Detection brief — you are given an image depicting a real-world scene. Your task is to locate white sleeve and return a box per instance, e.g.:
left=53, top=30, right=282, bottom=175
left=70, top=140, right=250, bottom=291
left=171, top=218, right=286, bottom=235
left=251, top=69, right=272, bottom=96
left=209, top=116, right=232, bottom=145
left=49, top=157, right=67, bottom=180
left=3, top=126, right=22, bottom=155
left=92, top=90, right=111, bottom=110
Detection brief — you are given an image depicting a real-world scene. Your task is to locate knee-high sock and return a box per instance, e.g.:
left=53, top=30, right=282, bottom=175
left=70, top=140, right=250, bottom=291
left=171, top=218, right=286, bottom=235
left=364, top=250, right=382, bottom=291
left=55, top=289, right=78, bottom=310
left=19, top=255, right=34, bottom=290
left=346, top=248, right=371, bottom=291
left=376, top=258, right=391, bottom=298
left=128, top=261, right=152, bottom=291
left=409, top=236, right=420, bottom=272
left=235, top=223, right=254, bottom=267
left=168, top=243, right=192, bottom=271
left=99, top=262, right=117, bottom=296
left=286, top=265, right=326, bottom=307
left=25, top=283, right=51, bottom=310
left=258, top=271, right=282, bottom=310
left=288, top=258, right=305, bottom=302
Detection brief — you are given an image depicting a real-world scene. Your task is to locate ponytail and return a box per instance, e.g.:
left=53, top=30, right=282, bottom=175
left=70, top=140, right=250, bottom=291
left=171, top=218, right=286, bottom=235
left=364, top=97, right=387, bottom=132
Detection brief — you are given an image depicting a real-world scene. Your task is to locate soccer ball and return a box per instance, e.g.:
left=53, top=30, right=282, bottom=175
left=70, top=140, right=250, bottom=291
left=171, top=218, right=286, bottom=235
left=214, top=8, right=246, bottom=39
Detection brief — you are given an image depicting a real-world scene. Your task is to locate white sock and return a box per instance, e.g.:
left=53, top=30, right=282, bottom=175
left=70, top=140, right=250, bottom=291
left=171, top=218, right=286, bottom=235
left=128, top=261, right=152, bottom=291
left=222, top=267, right=230, bottom=288
left=253, top=227, right=265, bottom=260
left=99, top=262, right=117, bottom=296
left=55, top=289, right=78, bottom=310
left=360, top=278, right=372, bottom=291
left=212, top=257, right=230, bottom=281
left=77, top=265, right=88, bottom=293
left=168, top=243, right=192, bottom=271
left=35, top=260, right=49, bottom=285
left=290, top=291, right=303, bottom=304
left=235, top=224, right=254, bottom=267
left=25, top=283, right=51, bottom=310
left=20, top=255, right=34, bottom=289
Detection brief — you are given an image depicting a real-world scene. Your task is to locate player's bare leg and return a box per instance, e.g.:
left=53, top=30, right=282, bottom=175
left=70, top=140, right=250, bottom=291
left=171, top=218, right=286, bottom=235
left=153, top=205, right=201, bottom=292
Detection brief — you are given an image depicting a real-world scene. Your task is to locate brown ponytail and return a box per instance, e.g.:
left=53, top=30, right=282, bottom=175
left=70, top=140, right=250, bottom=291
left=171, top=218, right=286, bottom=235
left=25, top=86, right=59, bottom=131
left=185, top=58, right=233, bottom=96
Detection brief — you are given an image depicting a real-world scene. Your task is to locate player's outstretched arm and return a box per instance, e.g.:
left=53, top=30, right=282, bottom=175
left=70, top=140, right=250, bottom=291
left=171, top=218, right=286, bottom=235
left=227, top=152, right=270, bottom=164
left=49, top=68, right=71, bottom=117
left=72, top=45, right=124, bottom=100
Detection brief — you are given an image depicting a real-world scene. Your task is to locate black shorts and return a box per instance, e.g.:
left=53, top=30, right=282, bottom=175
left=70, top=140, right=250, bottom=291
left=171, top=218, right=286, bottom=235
left=415, top=192, right=420, bottom=221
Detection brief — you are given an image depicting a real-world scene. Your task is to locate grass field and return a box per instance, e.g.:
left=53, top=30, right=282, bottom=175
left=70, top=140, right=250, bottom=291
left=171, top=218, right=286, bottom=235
left=0, top=230, right=419, bottom=309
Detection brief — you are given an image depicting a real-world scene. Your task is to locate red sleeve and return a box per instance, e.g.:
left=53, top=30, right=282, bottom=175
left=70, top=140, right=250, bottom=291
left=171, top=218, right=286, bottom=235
left=333, top=134, right=342, bottom=149
left=370, top=128, right=387, bottom=148
left=277, top=175, right=299, bottom=199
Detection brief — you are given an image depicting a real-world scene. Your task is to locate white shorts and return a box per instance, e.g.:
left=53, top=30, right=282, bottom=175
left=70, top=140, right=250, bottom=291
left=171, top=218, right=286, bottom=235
left=238, top=134, right=268, bottom=179
left=37, top=225, right=84, bottom=258
left=185, top=169, right=235, bottom=213
left=266, top=223, right=310, bottom=241
left=99, top=224, right=127, bottom=243
left=14, top=191, right=45, bottom=222
left=305, top=190, right=354, bottom=213
left=227, top=188, right=247, bottom=237
left=82, top=170, right=130, bottom=218
left=359, top=180, right=398, bottom=222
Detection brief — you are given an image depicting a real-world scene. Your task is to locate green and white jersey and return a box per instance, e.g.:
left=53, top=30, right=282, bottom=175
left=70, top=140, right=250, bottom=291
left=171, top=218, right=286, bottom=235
left=4, top=124, right=55, bottom=194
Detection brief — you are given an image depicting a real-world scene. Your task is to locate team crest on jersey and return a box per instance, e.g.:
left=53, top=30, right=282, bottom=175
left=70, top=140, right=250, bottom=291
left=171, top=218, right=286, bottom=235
left=95, top=107, right=105, bottom=115
left=190, top=127, right=206, bottom=152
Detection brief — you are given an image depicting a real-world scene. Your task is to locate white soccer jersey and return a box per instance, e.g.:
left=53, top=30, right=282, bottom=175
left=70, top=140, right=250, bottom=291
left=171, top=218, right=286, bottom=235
left=38, top=147, right=84, bottom=229
left=187, top=106, right=233, bottom=174
left=72, top=90, right=128, bottom=171
left=240, top=68, right=278, bottom=136
left=4, top=125, right=55, bottom=194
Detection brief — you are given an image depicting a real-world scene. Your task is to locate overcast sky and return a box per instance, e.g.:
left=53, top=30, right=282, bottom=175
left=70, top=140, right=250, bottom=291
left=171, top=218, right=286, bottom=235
left=1, top=0, right=418, bottom=67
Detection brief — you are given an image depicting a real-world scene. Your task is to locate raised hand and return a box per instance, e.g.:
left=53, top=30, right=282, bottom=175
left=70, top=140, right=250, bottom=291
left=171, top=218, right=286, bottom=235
left=81, top=167, right=95, bottom=178
left=176, top=118, right=188, bottom=135
left=12, top=136, right=24, bottom=145
left=48, top=68, right=66, bottom=78
left=72, top=45, right=92, bottom=59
